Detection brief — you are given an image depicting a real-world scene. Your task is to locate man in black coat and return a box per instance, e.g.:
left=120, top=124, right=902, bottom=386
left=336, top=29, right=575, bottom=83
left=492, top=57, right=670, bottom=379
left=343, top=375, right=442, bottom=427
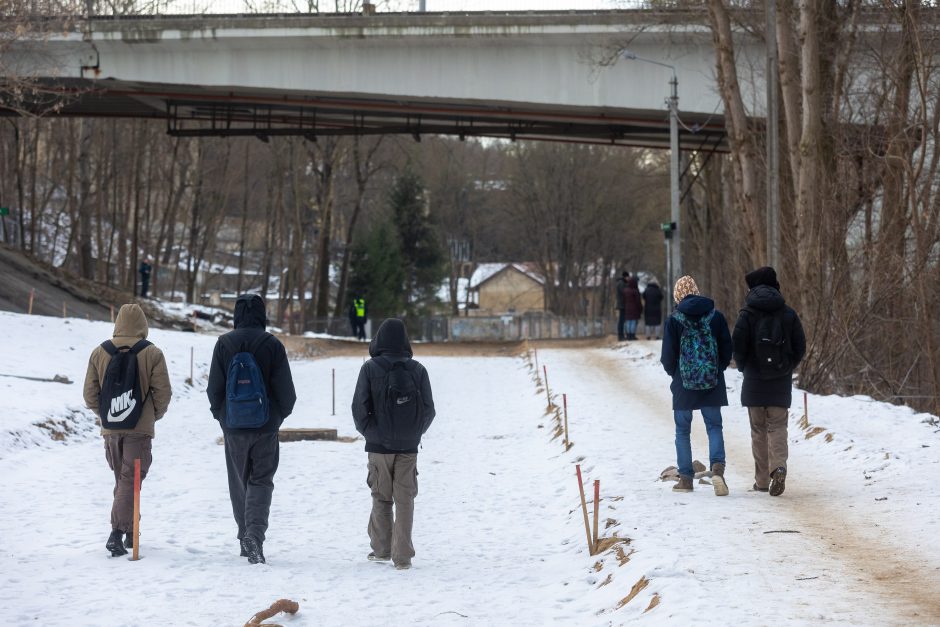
left=642, top=280, right=664, bottom=340
left=614, top=271, right=629, bottom=341
left=732, top=266, right=806, bottom=497
left=207, top=293, right=297, bottom=564
left=351, top=318, right=435, bottom=570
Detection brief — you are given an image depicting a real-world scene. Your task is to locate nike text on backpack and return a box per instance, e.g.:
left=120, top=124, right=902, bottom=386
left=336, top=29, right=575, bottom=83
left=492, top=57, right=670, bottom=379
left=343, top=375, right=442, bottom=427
left=745, top=307, right=792, bottom=379
left=222, top=333, right=272, bottom=429
left=375, top=357, right=425, bottom=451
left=98, top=339, right=152, bottom=430
left=674, top=310, right=719, bottom=391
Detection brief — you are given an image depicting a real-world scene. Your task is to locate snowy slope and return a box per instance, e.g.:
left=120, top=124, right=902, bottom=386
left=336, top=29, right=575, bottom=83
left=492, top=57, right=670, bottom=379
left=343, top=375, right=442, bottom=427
left=1, top=313, right=939, bottom=625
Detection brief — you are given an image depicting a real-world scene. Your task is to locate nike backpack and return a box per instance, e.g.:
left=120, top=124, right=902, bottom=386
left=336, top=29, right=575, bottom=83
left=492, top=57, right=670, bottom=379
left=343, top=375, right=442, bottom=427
left=375, top=357, right=424, bottom=451
left=746, top=307, right=792, bottom=379
left=673, top=310, right=719, bottom=391
left=98, top=339, right=152, bottom=430
left=222, top=333, right=271, bottom=429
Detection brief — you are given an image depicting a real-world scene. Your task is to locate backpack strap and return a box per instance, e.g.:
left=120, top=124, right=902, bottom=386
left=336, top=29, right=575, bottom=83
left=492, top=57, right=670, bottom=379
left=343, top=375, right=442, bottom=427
left=222, top=332, right=271, bottom=356
left=101, top=340, right=117, bottom=355
left=129, top=339, right=152, bottom=354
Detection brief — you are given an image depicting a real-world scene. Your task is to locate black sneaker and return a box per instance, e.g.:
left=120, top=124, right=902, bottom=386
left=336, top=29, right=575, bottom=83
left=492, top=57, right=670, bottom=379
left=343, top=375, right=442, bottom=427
left=106, top=529, right=128, bottom=557
left=239, top=539, right=248, bottom=557
left=769, top=467, right=787, bottom=497
left=242, top=536, right=265, bottom=564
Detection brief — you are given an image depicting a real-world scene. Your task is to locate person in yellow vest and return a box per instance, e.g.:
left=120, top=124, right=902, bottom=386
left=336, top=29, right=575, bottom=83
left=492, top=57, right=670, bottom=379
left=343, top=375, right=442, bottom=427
left=349, top=296, right=367, bottom=340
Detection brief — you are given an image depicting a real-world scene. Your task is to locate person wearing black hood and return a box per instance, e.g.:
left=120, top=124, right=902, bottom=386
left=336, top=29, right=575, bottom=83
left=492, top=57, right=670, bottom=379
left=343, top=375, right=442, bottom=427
left=351, top=318, right=435, bottom=570
left=661, top=276, right=733, bottom=496
left=642, top=279, right=664, bottom=340
left=207, top=294, right=297, bottom=564
left=732, top=266, right=806, bottom=497
left=614, top=271, right=629, bottom=341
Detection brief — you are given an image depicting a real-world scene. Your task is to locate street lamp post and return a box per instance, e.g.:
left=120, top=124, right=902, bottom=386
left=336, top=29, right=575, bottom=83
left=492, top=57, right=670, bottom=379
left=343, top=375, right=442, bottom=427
left=623, top=51, right=681, bottom=295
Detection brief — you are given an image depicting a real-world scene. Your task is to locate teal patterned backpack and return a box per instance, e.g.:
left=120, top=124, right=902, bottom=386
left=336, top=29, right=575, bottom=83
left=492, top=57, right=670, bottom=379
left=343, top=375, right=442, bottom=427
left=674, top=310, right=718, bottom=390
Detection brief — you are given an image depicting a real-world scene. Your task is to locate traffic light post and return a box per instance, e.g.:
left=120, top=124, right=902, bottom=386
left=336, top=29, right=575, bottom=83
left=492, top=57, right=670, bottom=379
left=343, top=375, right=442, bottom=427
left=662, top=221, right=676, bottom=310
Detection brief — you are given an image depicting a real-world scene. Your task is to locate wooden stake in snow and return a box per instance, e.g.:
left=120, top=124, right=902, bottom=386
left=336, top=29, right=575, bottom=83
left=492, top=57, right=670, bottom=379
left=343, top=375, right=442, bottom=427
left=576, top=464, right=594, bottom=555
left=592, top=479, right=600, bottom=550
left=331, top=368, right=336, bottom=416
left=28, top=289, right=35, bottom=315
left=188, top=346, right=194, bottom=385
left=543, top=365, right=551, bottom=408
left=62, top=301, right=67, bottom=318
left=110, top=305, right=115, bottom=323
left=804, top=391, right=808, bottom=420
left=131, top=458, right=141, bottom=561
left=534, top=348, right=540, bottom=382
left=563, top=393, right=570, bottom=450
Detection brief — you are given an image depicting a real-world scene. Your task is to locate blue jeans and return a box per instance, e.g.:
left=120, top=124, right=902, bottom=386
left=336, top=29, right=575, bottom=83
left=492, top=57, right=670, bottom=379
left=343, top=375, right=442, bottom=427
left=625, top=319, right=638, bottom=335
left=674, top=407, right=726, bottom=478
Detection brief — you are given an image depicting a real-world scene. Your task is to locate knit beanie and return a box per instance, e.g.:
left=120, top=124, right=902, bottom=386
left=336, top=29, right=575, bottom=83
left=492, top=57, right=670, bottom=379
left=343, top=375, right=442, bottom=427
left=745, top=266, right=780, bottom=290
left=673, top=275, right=700, bottom=304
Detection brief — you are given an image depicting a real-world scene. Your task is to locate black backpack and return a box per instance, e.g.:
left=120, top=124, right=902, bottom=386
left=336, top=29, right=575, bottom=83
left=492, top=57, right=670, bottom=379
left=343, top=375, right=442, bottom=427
left=745, top=307, right=792, bottom=380
left=375, top=357, right=424, bottom=451
left=98, top=339, right=152, bottom=429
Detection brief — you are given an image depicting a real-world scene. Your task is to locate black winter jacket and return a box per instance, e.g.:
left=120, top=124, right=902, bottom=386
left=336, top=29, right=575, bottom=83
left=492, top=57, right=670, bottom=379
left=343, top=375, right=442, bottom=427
left=732, top=285, right=806, bottom=408
left=351, top=319, right=435, bottom=454
left=642, top=283, right=664, bottom=326
left=207, top=294, right=297, bottom=433
left=661, top=295, right=733, bottom=410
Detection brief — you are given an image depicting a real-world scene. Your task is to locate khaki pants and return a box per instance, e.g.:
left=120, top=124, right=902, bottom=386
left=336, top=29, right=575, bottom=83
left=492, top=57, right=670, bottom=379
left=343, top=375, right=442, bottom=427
left=748, top=406, right=789, bottom=489
left=104, top=434, right=152, bottom=532
left=366, top=453, right=418, bottom=565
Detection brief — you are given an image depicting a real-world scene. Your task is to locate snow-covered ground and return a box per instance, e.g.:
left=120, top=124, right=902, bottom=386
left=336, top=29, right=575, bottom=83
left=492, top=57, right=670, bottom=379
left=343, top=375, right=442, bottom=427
left=1, top=311, right=939, bottom=625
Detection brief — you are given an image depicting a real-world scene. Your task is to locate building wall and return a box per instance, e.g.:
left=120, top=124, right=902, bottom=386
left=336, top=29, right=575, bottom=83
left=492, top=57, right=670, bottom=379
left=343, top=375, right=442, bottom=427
left=476, top=268, right=544, bottom=314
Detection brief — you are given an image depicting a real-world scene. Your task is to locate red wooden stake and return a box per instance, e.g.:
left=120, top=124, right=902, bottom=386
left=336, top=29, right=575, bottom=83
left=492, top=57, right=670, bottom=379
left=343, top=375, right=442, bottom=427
left=543, top=365, right=551, bottom=408
left=132, top=458, right=141, bottom=561
left=576, top=464, right=594, bottom=555
left=593, top=479, right=600, bottom=549
left=563, top=393, right=570, bottom=450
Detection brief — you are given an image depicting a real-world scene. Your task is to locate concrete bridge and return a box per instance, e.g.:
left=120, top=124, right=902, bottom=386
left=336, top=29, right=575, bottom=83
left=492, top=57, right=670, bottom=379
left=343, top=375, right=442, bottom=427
left=4, top=10, right=753, bottom=150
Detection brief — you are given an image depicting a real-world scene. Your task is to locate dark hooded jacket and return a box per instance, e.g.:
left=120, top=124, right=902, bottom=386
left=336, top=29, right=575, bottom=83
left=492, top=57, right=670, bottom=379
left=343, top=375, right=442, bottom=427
left=642, top=283, right=664, bottom=326
left=351, top=318, right=436, bottom=454
left=615, top=276, right=628, bottom=309
left=207, top=294, right=297, bottom=434
left=661, top=295, right=733, bottom=410
left=622, top=277, right=643, bottom=320
left=732, top=284, right=806, bottom=408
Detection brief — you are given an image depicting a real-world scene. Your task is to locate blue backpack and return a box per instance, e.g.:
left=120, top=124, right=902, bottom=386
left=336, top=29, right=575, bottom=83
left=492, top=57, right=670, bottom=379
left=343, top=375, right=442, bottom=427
left=222, top=333, right=271, bottom=429
left=673, top=310, right=719, bottom=391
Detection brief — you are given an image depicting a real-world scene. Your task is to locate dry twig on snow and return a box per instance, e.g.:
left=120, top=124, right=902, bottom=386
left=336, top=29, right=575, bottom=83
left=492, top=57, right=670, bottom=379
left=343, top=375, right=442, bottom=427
left=244, top=598, right=300, bottom=627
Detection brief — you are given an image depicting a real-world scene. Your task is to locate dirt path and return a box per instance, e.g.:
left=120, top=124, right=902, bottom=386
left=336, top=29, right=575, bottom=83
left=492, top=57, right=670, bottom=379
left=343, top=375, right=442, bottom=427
left=581, top=345, right=940, bottom=623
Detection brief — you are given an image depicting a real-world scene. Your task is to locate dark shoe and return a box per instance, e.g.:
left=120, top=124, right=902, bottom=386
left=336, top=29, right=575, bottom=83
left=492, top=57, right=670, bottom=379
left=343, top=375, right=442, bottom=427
left=711, top=463, right=729, bottom=496
left=242, top=535, right=265, bottom=564
left=239, top=538, right=248, bottom=557
left=753, top=483, right=769, bottom=492
left=769, top=467, right=787, bottom=497
left=106, top=529, right=128, bottom=557
left=394, top=561, right=412, bottom=570
left=368, top=552, right=390, bottom=562
left=124, top=532, right=134, bottom=550
left=672, top=475, right=693, bottom=492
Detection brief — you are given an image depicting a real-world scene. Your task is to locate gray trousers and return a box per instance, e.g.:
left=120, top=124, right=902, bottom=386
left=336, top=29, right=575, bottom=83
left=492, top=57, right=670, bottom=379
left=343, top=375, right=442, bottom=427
left=748, top=406, right=789, bottom=489
left=104, top=434, right=153, bottom=533
left=224, top=431, right=279, bottom=543
left=367, top=452, right=418, bottom=565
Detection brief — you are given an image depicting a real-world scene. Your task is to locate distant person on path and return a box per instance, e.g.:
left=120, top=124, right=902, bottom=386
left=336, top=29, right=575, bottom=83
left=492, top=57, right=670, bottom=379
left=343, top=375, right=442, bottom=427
left=661, top=276, right=732, bottom=496
left=83, top=303, right=172, bottom=557
left=139, top=258, right=152, bottom=299
left=615, top=271, right=629, bottom=341
left=351, top=318, right=435, bottom=571
left=622, top=275, right=643, bottom=340
left=350, top=295, right=368, bottom=340
left=642, top=279, right=664, bottom=340
left=207, top=294, right=296, bottom=564
left=732, top=266, right=806, bottom=497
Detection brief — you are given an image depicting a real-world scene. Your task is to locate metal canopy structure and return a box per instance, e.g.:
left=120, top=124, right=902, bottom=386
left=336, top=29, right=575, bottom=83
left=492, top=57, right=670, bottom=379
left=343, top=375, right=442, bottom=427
left=3, top=78, right=728, bottom=151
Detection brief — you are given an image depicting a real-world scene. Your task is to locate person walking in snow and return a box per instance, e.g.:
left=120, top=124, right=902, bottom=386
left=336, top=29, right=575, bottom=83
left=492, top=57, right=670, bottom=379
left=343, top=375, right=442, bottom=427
left=621, top=275, right=643, bottom=340
left=642, top=279, right=664, bottom=340
left=615, top=271, right=629, bottom=341
left=351, top=318, right=435, bottom=570
left=731, top=266, right=806, bottom=497
left=661, top=276, right=732, bottom=496
left=138, top=258, right=152, bottom=299
left=83, top=303, right=172, bottom=557
left=207, top=294, right=296, bottom=565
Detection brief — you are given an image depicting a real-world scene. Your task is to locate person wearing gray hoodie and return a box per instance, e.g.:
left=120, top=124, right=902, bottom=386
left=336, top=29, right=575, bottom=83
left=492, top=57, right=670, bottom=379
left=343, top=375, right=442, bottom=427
left=351, top=319, right=435, bottom=570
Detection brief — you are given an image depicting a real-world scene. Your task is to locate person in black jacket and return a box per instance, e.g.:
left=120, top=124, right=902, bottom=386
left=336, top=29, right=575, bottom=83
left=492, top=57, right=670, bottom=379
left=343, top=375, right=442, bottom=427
left=351, top=318, right=435, bottom=570
left=614, top=271, right=629, bottom=341
left=207, top=293, right=297, bottom=564
left=661, top=275, right=732, bottom=496
left=732, top=266, right=806, bottom=497
left=642, top=280, right=664, bottom=340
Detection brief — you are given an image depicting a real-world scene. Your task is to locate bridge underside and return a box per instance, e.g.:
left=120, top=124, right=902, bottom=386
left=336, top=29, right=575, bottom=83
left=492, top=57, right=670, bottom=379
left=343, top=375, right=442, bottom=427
left=3, top=78, right=728, bottom=152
